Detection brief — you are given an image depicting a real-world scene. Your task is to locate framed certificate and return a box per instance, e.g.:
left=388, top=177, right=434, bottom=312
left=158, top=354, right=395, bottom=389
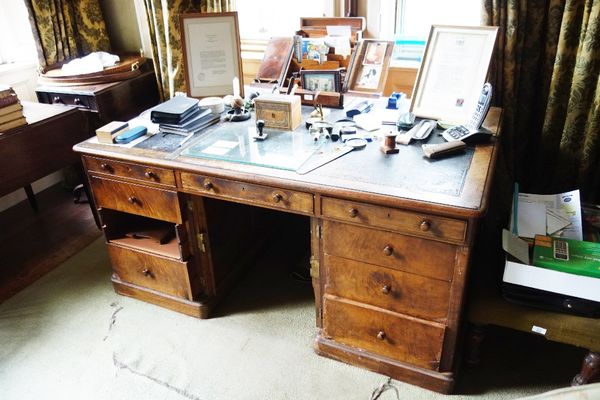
left=410, top=25, right=498, bottom=124
left=180, top=12, right=244, bottom=98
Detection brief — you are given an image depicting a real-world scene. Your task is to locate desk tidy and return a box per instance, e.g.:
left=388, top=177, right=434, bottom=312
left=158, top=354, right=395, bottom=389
left=74, top=94, right=502, bottom=394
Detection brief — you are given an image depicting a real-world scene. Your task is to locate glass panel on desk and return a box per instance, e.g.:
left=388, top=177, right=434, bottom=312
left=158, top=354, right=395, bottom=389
left=181, top=122, right=324, bottom=171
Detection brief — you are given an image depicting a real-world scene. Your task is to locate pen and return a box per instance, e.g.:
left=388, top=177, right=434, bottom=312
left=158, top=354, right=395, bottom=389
left=178, top=133, right=195, bottom=147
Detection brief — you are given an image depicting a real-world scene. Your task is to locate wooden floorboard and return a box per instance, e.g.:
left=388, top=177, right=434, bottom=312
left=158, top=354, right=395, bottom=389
left=0, top=184, right=102, bottom=302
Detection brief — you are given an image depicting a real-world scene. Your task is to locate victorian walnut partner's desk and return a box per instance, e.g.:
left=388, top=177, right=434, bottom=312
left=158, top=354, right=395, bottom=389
left=73, top=107, right=501, bottom=393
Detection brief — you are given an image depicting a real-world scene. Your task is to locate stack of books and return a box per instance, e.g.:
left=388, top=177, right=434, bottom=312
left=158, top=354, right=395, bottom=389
left=0, top=85, right=27, bottom=132
left=151, top=96, right=219, bottom=137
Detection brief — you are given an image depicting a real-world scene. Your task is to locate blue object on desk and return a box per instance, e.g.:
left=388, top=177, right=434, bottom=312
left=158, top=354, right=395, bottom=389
left=387, top=92, right=404, bottom=109
left=346, top=100, right=373, bottom=118
left=115, top=126, right=147, bottom=144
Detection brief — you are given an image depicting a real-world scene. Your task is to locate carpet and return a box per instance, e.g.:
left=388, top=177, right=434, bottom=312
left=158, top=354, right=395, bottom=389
left=0, top=237, right=587, bottom=400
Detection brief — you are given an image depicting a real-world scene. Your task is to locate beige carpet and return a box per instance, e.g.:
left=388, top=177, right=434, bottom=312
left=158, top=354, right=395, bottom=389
left=0, top=237, right=589, bottom=400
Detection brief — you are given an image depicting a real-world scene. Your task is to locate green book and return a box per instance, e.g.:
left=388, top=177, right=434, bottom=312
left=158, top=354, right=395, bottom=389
left=533, top=235, right=600, bottom=279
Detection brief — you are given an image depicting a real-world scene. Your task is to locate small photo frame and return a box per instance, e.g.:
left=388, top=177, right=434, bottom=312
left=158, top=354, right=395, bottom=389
left=300, top=69, right=342, bottom=93
left=344, top=39, right=394, bottom=96
left=410, top=25, right=498, bottom=124
left=180, top=12, right=244, bottom=98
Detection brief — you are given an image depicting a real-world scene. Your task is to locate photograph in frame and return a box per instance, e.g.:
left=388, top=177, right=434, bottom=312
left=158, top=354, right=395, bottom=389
left=300, top=70, right=342, bottom=93
left=410, top=25, right=498, bottom=124
left=344, top=39, right=394, bottom=96
left=180, top=12, right=244, bottom=98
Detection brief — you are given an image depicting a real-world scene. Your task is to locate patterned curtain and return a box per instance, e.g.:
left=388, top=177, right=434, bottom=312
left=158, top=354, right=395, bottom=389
left=143, top=0, right=236, bottom=100
left=484, top=0, right=600, bottom=202
left=24, top=0, right=111, bottom=68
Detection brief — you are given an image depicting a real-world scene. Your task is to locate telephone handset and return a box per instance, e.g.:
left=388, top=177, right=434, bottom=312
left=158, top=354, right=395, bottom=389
left=441, top=83, right=493, bottom=144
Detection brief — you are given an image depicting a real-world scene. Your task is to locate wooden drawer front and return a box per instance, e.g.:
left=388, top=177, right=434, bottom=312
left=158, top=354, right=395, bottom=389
left=91, top=176, right=181, bottom=223
left=322, top=220, right=455, bottom=281
left=321, top=197, right=467, bottom=244
left=38, top=91, right=95, bottom=110
left=108, top=244, right=194, bottom=299
left=84, top=156, right=176, bottom=187
left=323, top=254, right=450, bottom=321
left=323, top=296, right=445, bottom=370
left=180, top=173, right=313, bottom=214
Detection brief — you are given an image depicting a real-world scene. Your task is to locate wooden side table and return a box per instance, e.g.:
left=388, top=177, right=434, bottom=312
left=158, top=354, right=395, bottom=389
left=0, top=102, right=95, bottom=219
left=36, top=68, right=160, bottom=128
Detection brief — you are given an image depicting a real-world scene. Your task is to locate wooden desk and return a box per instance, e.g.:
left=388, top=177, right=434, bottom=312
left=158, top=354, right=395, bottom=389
left=0, top=102, right=89, bottom=210
left=73, top=107, right=501, bottom=393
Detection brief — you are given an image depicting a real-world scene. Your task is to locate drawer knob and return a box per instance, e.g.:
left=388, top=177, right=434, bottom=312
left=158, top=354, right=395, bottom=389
left=127, top=196, right=138, bottom=204
left=145, top=171, right=157, bottom=180
left=420, top=220, right=431, bottom=231
left=383, top=245, right=393, bottom=256
left=377, top=331, right=386, bottom=341
left=348, top=207, right=358, bottom=218
left=203, top=181, right=213, bottom=190
left=100, top=163, right=111, bottom=171
left=272, top=193, right=283, bottom=203
left=73, top=97, right=82, bottom=105
left=52, top=96, right=64, bottom=104
left=141, top=268, right=152, bottom=277
left=382, top=285, right=391, bottom=294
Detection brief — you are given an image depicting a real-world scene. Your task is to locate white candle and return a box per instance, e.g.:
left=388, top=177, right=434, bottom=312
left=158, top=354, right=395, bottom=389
left=233, top=77, right=240, bottom=97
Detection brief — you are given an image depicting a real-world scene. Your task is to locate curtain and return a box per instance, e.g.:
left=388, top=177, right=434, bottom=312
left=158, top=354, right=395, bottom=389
left=143, top=0, right=236, bottom=100
left=484, top=0, right=600, bottom=202
left=24, top=0, right=110, bottom=68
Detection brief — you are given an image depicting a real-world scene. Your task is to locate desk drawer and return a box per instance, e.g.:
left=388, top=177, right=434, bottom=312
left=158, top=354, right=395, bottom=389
left=90, top=176, right=181, bottom=223
left=181, top=173, right=313, bottom=214
left=321, top=197, right=467, bottom=244
left=323, top=254, right=450, bottom=321
left=84, top=156, right=176, bottom=187
left=322, top=296, right=445, bottom=370
left=322, top=220, right=455, bottom=281
left=108, top=244, right=194, bottom=300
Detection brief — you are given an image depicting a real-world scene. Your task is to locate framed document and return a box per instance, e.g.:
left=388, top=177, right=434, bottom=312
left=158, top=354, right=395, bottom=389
left=300, top=69, right=342, bottom=93
left=410, top=25, right=498, bottom=124
left=180, top=12, right=244, bottom=98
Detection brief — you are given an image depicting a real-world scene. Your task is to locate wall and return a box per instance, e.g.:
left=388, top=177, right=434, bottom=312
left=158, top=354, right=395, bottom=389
left=100, top=0, right=142, bottom=54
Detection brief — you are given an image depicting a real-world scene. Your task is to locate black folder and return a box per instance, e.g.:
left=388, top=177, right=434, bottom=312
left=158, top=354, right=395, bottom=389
left=151, top=96, right=199, bottom=124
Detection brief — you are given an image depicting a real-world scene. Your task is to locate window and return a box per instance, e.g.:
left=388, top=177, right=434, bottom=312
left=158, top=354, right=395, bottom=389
left=236, top=0, right=328, bottom=41
left=393, top=0, right=481, bottom=63
left=0, top=0, right=37, bottom=65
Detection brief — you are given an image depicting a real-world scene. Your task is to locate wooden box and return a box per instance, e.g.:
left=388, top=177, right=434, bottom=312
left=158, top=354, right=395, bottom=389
left=254, top=94, right=302, bottom=131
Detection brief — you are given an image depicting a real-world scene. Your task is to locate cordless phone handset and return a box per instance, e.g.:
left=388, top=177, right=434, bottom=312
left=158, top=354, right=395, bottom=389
left=441, top=83, right=494, bottom=144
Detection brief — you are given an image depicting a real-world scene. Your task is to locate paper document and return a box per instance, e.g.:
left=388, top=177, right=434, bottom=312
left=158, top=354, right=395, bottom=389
left=502, top=229, right=530, bottom=265
left=515, top=201, right=547, bottom=239
left=513, top=190, right=583, bottom=240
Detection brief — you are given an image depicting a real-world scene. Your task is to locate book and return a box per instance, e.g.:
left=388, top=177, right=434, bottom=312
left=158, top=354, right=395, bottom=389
left=533, top=234, right=600, bottom=279
left=0, top=84, right=16, bottom=99
left=159, top=113, right=219, bottom=135
left=0, top=102, right=23, bottom=117
left=0, top=116, right=27, bottom=132
left=0, top=109, right=25, bottom=124
left=0, top=94, right=19, bottom=108
left=150, top=96, right=199, bottom=124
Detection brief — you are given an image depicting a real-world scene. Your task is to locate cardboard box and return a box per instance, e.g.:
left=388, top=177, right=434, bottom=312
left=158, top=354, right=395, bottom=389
left=254, top=94, right=301, bottom=131
left=96, top=121, right=128, bottom=144
left=533, top=235, right=600, bottom=279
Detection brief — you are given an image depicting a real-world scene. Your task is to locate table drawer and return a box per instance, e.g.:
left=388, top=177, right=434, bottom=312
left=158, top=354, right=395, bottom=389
left=321, top=197, right=467, bottom=244
left=181, top=173, right=313, bottom=214
left=84, top=156, right=176, bottom=187
left=322, top=296, right=445, bottom=370
left=323, top=254, right=450, bottom=321
left=90, top=176, right=181, bottom=223
left=108, top=244, right=194, bottom=300
left=322, top=220, right=455, bottom=281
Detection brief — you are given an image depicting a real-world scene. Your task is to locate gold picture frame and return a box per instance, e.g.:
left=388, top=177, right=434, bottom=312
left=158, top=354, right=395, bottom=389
left=410, top=25, right=498, bottom=124
left=180, top=12, right=244, bottom=98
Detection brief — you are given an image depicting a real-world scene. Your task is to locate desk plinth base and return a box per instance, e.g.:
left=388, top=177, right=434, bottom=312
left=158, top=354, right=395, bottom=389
left=111, top=276, right=212, bottom=319
left=314, top=336, right=454, bottom=394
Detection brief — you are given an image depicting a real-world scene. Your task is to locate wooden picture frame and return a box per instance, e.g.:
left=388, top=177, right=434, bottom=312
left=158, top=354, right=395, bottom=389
left=410, top=25, right=498, bottom=124
left=300, top=69, right=342, bottom=93
left=180, top=12, right=244, bottom=98
left=344, top=39, right=394, bottom=97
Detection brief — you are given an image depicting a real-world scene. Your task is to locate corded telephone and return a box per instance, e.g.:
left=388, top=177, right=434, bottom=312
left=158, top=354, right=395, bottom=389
left=441, top=83, right=493, bottom=144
